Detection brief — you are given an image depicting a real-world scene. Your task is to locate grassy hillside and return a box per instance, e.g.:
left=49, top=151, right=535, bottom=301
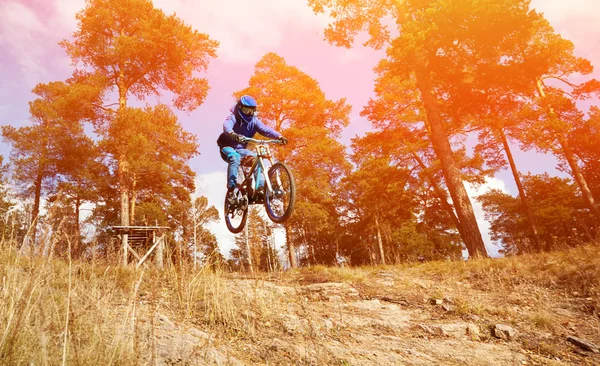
left=1, top=242, right=599, bottom=365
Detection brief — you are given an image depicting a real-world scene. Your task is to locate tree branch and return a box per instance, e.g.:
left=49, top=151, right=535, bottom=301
left=542, top=75, right=577, bottom=89
left=91, top=103, right=116, bottom=114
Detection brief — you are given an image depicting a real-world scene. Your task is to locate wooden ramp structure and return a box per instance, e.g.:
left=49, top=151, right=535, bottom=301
left=112, top=226, right=169, bottom=268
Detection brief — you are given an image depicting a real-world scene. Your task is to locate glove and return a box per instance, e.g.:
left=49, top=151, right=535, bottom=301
left=278, top=136, right=288, bottom=145
left=229, top=132, right=246, bottom=143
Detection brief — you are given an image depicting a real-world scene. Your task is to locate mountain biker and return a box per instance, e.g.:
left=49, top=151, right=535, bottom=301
left=217, top=95, right=288, bottom=204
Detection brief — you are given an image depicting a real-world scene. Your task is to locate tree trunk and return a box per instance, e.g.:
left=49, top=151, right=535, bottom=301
left=193, top=208, right=198, bottom=268
left=414, top=66, right=488, bottom=258
left=335, top=238, right=341, bottom=267
left=130, top=175, right=137, bottom=226
left=499, top=130, right=542, bottom=251
left=285, top=223, right=298, bottom=268
left=155, top=232, right=164, bottom=269
left=245, top=221, right=254, bottom=273
left=535, top=79, right=600, bottom=222
left=118, top=77, right=129, bottom=265
left=412, top=152, right=467, bottom=242
left=31, top=167, right=43, bottom=248
left=369, top=244, right=377, bottom=266
left=557, top=134, right=600, bottom=221
left=374, top=214, right=386, bottom=265
left=383, top=225, right=396, bottom=263
left=263, top=220, right=273, bottom=272
left=75, top=194, right=81, bottom=258
left=119, top=159, right=129, bottom=265
left=301, top=225, right=314, bottom=266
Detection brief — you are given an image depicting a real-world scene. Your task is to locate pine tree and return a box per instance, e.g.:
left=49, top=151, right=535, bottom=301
left=234, top=53, right=351, bottom=266
left=309, top=0, right=551, bottom=257
left=60, top=0, right=218, bottom=251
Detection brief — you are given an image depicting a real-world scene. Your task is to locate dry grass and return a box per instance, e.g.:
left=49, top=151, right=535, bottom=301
left=1, top=240, right=599, bottom=364
left=417, top=245, right=600, bottom=296
left=289, top=244, right=600, bottom=307
left=0, top=241, right=272, bottom=365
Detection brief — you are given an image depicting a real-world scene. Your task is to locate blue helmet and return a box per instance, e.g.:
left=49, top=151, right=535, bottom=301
left=237, top=95, right=257, bottom=122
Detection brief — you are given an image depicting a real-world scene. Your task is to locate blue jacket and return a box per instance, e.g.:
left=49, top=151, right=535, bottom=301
left=217, top=105, right=281, bottom=149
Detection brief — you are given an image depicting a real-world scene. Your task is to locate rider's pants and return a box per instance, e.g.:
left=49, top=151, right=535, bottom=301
left=220, top=147, right=264, bottom=190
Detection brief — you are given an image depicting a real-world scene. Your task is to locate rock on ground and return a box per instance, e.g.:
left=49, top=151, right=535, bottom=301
left=493, top=324, right=518, bottom=341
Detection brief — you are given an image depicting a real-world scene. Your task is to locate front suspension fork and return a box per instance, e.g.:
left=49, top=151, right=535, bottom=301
left=259, top=157, right=284, bottom=194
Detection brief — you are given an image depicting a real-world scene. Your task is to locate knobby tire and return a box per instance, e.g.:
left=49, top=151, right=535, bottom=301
left=265, top=162, right=296, bottom=223
left=224, top=191, right=248, bottom=234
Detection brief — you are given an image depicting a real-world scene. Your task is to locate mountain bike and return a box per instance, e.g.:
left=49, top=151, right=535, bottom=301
left=224, top=138, right=296, bottom=233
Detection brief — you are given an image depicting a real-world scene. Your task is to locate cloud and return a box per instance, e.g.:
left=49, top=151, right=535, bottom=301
left=0, top=0, right=330, bottom=89
left=0, top=0, right=80, bottom=88
left=52, top=0, right=83, bottom=34
left=531, top=0, right=600, bottom=75
left=0, top=105, right=8, bottom=120
left=152, top=0, right=328, bottom=64
left=466, top=178, right=510, bottom=258
left=0, top=2, right=48, bottom=83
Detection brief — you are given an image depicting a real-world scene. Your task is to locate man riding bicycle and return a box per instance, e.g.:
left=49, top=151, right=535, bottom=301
left=217, top=95, right=288, bottom=204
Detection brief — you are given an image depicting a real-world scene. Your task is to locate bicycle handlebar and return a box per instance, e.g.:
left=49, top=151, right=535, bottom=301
left=242, top=137, right=283, bottom=144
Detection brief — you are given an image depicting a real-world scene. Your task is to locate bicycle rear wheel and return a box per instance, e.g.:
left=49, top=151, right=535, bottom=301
left=265, top=162, right=295, bottom=223
left=224, top=189, right=248, bottom=233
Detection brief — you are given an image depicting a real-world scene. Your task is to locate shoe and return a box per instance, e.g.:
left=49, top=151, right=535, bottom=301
left=226, top=188, right=237, bottom=206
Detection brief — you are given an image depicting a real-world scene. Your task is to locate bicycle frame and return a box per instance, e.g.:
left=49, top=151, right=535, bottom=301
left=238, top=138, right=284, bottom=197
left=224, top=137, right=295, bottom=233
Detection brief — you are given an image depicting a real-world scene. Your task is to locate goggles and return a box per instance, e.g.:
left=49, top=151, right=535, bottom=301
left=240, top=105, right=256, bottom=116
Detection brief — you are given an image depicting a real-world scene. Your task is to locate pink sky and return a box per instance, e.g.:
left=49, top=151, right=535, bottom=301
left=1, top=0, right=599, bottom=172
left=2, top=0, right=599, bottom=169
left=1, top=0, right=599, bottom=254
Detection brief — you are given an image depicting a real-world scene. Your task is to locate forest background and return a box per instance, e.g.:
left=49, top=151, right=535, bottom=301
left=1, top=0, right=600, bottom=268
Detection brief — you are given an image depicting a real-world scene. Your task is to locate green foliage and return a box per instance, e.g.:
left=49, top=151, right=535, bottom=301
left=478, top=174, right=595, bottom=254
left=61, top=0, right=218, bottom=112
left=236, top=53, right=350, bottom=134
left=338, top=136, right=463, bottom=265
left=58, top=0, right=217, bottom=241
left=392, top=221, right=462, bottom=262
left=2, top=78, right=106, bottom=251
left=3, top=0, right=217, bottom=261
left=100, top=105, right=199, bottom=226
left=235, top=53, right=351, bottom=266
left=3, top=0, right=600, bottom=267
left=309, top=0, right=552, bottom=258
left=571, top=107, right=600, bottom=199
left=1, top=123, right=56, bottom=201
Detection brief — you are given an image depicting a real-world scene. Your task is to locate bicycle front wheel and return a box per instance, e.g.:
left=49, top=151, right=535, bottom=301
left=265, top=162, right=295, bottom=223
